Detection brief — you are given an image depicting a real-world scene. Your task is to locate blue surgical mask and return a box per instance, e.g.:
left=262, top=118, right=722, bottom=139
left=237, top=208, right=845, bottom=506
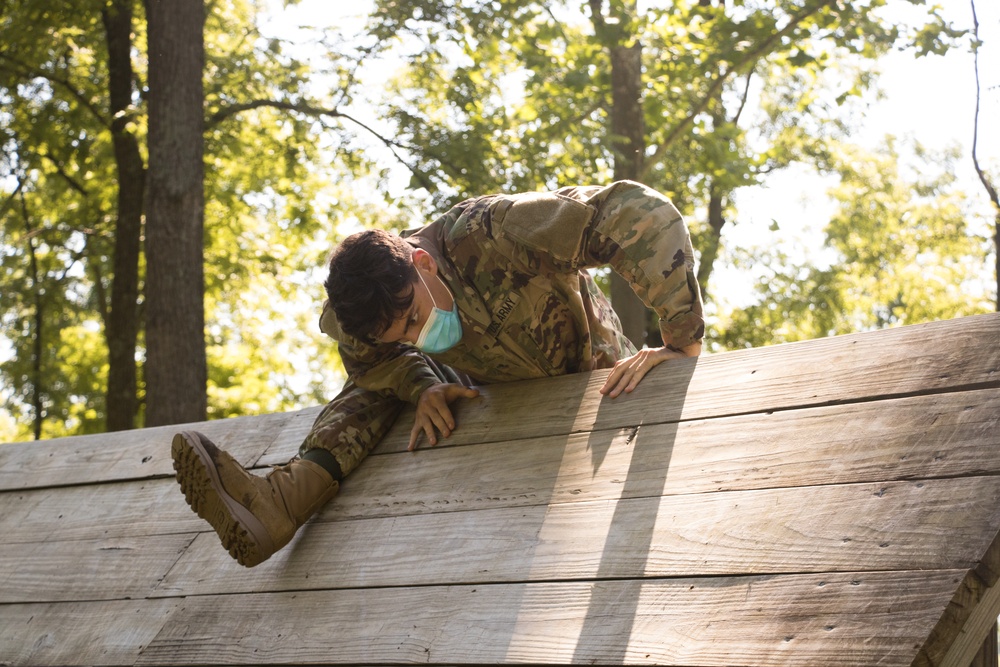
left=415, top=271, right=463, bottom=354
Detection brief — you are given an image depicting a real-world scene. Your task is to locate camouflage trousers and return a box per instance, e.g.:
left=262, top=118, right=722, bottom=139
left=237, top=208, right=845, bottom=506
left=298, top=355, right=472, bottom=482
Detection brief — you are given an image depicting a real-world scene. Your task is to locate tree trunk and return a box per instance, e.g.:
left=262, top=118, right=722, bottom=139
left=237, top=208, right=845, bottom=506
left=101, top=0, right=145, bottom=432
left=969, top=0, right=999, bottom=312
left=607, top=21, right=648, bottom=349
left=696, top=183, right=726, bottom=303
left=143, top=0, right=207, bottom=426
left=27, top=227, right=44, bottom=441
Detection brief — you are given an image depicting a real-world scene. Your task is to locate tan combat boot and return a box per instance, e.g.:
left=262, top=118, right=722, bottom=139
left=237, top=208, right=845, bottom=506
left=171, top=430, right=339, bottom=567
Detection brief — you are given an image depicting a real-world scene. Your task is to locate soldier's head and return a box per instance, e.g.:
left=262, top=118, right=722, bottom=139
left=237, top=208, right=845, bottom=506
left=325, top=229, right=418, bottom=342
left=325, top=229, right=454, bottom=347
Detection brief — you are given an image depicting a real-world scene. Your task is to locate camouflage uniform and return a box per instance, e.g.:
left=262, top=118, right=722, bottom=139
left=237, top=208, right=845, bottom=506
left=300, top=180, right=704, bottom=481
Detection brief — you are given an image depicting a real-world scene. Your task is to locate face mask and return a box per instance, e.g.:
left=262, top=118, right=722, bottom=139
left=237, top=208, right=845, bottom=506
left=414, top=271, right=463, bottom=354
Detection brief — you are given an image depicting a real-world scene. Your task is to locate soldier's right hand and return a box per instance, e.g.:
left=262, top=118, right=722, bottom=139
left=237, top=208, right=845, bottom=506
left=409, top=383, right=481, bottom=452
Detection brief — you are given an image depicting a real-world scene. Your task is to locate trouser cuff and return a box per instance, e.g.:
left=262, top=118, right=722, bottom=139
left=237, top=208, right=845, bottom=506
left=301, top=448, right=344, bottom=482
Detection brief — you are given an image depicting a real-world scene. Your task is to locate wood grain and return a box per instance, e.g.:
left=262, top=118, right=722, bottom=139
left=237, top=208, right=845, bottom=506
left=138, top=570, right=964, bottom=666
left=4, top=389, right=995, bottom=548
left=0, top=598, right=180, bottom=666
left=0, top=479, right=204, bottom=544
left=322, top=388, right=1000, bottom=521
left=154, top=476, right=1000, bottom=597
left=915, top=552, right=1000, bottom=667
left=363, top=313, right=1000, bottom=455
left=0, top=407, right=320, bottom=492
left=5, top=315, right=997, bottom=486
left=2, top=315, right=999, bottom=667
left=0, top=534, right=195, bottom=604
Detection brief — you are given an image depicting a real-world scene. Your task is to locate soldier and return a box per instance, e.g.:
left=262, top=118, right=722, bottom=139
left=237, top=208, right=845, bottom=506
left=171, top=180, right=705, bottom=567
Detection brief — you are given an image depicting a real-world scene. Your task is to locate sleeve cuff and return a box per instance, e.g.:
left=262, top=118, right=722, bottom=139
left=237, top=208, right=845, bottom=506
left=400, top=375, right=441, bottom=405
left=660, top=310, right=705, bottom=351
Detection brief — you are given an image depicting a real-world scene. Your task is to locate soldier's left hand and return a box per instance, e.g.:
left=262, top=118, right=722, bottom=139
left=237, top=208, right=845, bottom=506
left=409, top=382, right=481, bottom=451
left=600, top=341, right=701, bottom=398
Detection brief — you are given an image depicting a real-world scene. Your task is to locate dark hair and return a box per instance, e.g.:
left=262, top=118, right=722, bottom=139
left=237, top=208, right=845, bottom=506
left=324, top=229, right=418, bottom=342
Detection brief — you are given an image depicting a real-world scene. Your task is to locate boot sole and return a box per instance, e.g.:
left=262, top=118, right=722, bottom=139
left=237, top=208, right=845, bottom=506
left=171, top=431, right=275, bottom=567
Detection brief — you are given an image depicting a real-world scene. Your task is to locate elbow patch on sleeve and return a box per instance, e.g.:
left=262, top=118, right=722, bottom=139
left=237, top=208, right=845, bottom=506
left=492, top=192, right=596, bottom=262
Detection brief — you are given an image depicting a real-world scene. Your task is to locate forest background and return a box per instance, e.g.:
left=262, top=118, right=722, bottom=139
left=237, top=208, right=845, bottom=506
left=0, top=0, right=997, bottom=443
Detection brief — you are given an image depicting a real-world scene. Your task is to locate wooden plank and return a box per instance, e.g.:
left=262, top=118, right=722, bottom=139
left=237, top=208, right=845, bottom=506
left=0, top=389, right=1000, bottom=543
left=2, top=315, right=998, bottom=666
left=4, top=315, right=994, bottom=487
left=6, top=387, right=995, bottom=552
left=356, top=314, right=1000, bottom=455
left=0, top=598, right=180, bottom=667
left=964, top=623, right=999, bottom=667
left=0, top=407, right=320, bottom=492
left=915, top=505, right=1000, bottom=666
left=138, top=570, right=964, bottom=666
left=0, top=534, right=195, bottom=604
left=324, top=388, right=1000, bottom=522
left=154, top=476, right=1000, bottom=597
left=940, top=583, right=1000, bottom=667
left=5, top=389, right=995, bottom=547
left=915, top=556, right=1000, bottom=666
left=0, top=479, right=204, bottom=545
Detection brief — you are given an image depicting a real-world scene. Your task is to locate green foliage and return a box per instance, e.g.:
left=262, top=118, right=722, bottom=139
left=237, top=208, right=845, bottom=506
left=364, top=0, right=977, bottom=346
left=0, top=0, right=378, bottom=440
left=716, top=139, right=994, bottom=348
left=0, top=0, right=986, bottom=442
left=371, top=0, right=613, bottom=205
left=365, top=0, right=965, bottom=245
left=0, top=0, right=116, bottom=440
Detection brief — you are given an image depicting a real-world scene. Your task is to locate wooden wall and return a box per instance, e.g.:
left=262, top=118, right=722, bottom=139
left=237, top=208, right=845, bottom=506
left=2, top=314, right=1000, bottom=666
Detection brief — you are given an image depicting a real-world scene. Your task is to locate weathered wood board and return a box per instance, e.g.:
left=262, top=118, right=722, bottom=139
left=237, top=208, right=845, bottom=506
left=1, top=314, right=999, bottom=666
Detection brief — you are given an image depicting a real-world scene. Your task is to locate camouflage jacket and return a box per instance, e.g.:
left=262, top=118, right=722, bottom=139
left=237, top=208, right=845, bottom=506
left=319, top=180, right=705, bottom=403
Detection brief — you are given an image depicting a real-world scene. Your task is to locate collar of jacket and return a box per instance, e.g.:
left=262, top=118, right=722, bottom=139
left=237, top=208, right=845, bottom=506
left=403, top=225, right=493, bottom=334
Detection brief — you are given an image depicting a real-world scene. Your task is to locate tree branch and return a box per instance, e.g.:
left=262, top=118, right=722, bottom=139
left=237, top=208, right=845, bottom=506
left=208, top=97, right=438, bottom=192
left=642, top=0, right=835, bottom=180
left=732, top=70, right=754, bottom=125
left=38, top=150, right=91, bottom=198
left=0, top=53, right=110, bottom=129
left=588, top=0, right=606, bottom=32
left=206, top=99, right=346, bottom=127
left=544, top=5, right=572, bottom=43
left=0, top=178, right=25, bottom=221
